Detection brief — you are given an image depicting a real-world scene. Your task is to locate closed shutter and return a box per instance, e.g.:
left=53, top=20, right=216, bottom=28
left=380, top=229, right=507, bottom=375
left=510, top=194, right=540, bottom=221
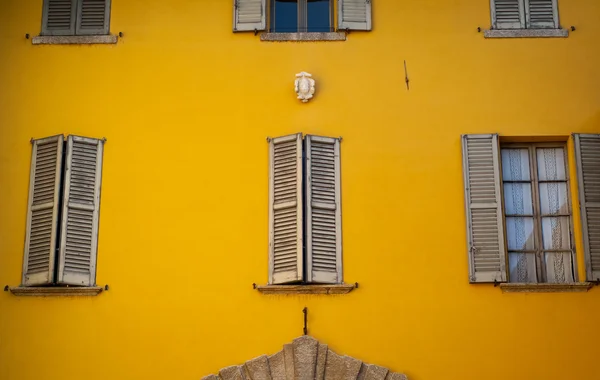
left=233, top=0, right=266, bottom=32
left=574, top=134, right=600, bottom=282
left=338, top=0, right=372, bottom=31
left=22, top=135, right=64, bottom=286
left=305, top=136, right=342, bottom=284
left=269, top=134, right=303, bottom=284
left=42, top=0, right=77, bottom=36
left=57, top=136, right=104, bottom=286
left=76, top=0, right=111, bottom=35
left=525, top=0, right=558, bottom=29
left=461, top=134, right=507, bottom=283
left=490, top=0, right=525, bottom=29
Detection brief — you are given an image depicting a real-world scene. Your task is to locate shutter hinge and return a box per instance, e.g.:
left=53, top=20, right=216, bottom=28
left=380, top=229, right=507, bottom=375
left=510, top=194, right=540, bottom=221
left=589, top=279, right=600, bottom=286
left=366, top=0, right=371, bottom=3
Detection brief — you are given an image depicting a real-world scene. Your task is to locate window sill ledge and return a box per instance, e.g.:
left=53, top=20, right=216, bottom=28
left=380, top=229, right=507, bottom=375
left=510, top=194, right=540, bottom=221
left=260, top=32, right=346, bottom=42
left=32, top=35, right=118, bottom=45
left=8, top=286, right=104, bottom=296
left=499, top=283, right=593, bottom=293
left=256, top=283, right=355, bottom=295
left=484, top=29, right=569, bottom=38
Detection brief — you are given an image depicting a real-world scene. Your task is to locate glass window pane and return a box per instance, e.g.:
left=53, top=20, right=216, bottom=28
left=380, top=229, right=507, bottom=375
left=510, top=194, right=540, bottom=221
left=541, top=217, right=571, bottom=250
left=503, top=183, right=534, bottom=215
left=539, top=182, right=569, bottom=215
left=537, top=148, right=566, bottom=181
left=501, top=149, right=530, bottom=181
left=544, top=252, right=574, bottom=283
left=307, top=0, right=330, bottom=32
left=506, top=217, right=535, bottom=250
left=272, top=0, right=298, bottom=32
left=509, top=253, right=537, bottom=283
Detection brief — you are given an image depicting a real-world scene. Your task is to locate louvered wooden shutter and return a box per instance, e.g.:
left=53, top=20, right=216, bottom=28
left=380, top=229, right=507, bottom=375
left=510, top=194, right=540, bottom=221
left=490, top=0, right=525, bottom=29
left=233, top=0, right=266, bottom=32
left=269, top=134, right=303, bottom=284
left=57, top=136, right=104, bottom=286
left=461, top=134, right=507, bottom=283
left=76, top=0, right=111, bottom=35
left=525, top=0, right=558, bottom=29
left=574, top=134, right=600, bottom=282
left=22, top=135, right=64, bottom=286
left=305, top=136, right=342, bottom=284
left=338, top=0, right=372, bottom=31
left=42, top=0, right=77, bottom=36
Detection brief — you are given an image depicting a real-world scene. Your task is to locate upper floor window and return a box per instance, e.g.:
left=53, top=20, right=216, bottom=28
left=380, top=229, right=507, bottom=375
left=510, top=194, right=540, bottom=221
left=490, top=0, right=559, bottom=30
left=271, top=0, right=332, bottom=33
left=41, top=0, right=112, bottom=36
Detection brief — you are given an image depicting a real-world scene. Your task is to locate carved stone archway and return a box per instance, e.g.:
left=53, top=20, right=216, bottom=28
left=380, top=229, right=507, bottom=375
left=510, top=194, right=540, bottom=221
left=202, top=336, right=408, bottom=380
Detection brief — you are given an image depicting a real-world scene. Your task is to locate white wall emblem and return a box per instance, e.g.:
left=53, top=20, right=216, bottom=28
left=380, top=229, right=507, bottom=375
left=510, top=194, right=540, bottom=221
left=294, top=72, right=315, bottom=103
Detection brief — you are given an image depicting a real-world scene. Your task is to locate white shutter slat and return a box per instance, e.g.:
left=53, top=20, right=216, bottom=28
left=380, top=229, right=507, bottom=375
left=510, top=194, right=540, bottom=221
left=269, top=134, right=303, bottom=284
left=42, top=0, right=77, bottom=36
left=306, top=136, right=342, bottom=284
left=338, top=0, right=372, bottom=31
left=23, top=135, right=64, bottom=286
left=490, top=0, right=525, bottom=29
left=57, top=136, right=104, bottom=286
left=462, top=134, right=507, bottom=283
left=76, top=0, right=111, bottom=35
left=574, top=134, right=600, bottom=281
left=233, top=0, right=266, bottom=32
left=525, top=0, right=558, bottom=29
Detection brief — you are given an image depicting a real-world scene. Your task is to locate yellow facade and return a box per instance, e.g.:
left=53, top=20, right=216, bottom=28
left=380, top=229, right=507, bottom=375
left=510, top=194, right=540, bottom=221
left=1, top=0, right=599, bottom=379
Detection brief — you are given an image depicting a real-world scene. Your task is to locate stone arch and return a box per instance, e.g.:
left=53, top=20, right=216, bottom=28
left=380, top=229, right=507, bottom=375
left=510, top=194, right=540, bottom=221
left=201, top=336, right=408, bottom=380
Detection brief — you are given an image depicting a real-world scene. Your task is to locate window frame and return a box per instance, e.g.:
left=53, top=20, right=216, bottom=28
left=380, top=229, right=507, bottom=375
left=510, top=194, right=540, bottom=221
left=269, top=0, right=334, bottom=33
left=490, top=0, right=560, bottom=30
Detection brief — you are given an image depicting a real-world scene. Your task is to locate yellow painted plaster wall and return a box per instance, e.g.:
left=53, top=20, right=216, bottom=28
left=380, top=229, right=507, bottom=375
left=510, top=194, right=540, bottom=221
left=1, top=1, right=599, bottom=379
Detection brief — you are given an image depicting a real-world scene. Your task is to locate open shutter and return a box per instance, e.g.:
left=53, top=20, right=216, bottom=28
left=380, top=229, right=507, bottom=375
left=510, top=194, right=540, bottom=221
left=490, top=0, right=525, bottom=29
left=462, top=134, right=507, bottom=283
left=76, top=0, right=111, bottom=35
left=305, top=136, right=342, bottom=284
left=22, top=135, right=64, bottom=286
left=269, top=134, right=303, bottom=284
left=57, top=136, right=104, bottom=286
left=338, top=0, right=372, bottom=31
left=42, top=0, right=77, bottom=36
left=574, top=134, right=600, bottom=282
left=233, top=0, right=266, bottom=32
left=525, top=0, right=558, bottom=29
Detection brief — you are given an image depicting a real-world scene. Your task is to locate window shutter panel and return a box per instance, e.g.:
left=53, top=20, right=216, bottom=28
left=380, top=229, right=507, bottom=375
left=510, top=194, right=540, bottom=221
left=42, top=0, right=77, bottom=36
left=22, top=135, right=64, bottom=286
left=490, top=0, right=525, bottom=29
left=462, top=134, right=507, bottom=283
left=305, top=136, right=342, bottom=284
left=233, top=0, right=266, bottom=32
left=57, top=136, right=104, bottom=286
left=76, top=0, right=111, bottom=35
left=574, top=134, right=600, bottom=282
left=269, top=134, right=303, bottom=284
left=525, top=0, right=558, bottom=29
left=338, top=0, right=372, bottom=31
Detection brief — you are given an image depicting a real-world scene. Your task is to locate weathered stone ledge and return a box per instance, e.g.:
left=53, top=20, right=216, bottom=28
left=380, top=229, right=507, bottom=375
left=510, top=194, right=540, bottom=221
left=499, top=283, right=593, bottom=293
left=256, top=284, right=355, bottom=295
left=9, top=286, right=104, bottom=296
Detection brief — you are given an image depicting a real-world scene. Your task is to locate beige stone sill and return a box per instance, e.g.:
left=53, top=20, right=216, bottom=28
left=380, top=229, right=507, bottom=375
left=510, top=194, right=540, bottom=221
left=32, top=35, right=118, bottom=45
left=260, top=32, right=346, bottom=42
left=9, top=286, right=104, bottom=296
left=499, top=283, right=593, bottom=293
left=256, top=283, right=355, bottom=295
left=484, top=29, right=568, bottom=38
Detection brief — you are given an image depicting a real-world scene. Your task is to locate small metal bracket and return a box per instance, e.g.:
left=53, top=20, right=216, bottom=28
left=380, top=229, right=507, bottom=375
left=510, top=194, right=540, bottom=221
left=477, top=27, right=481, bottom=33
left=571, top=26, right=576, bottom=32
left=338, top=136, right=343, bottom=142
left=345, top=28, right=350, bottom=36
left=254, top=28, right=259, bottom=36
left=252, top=283, right=257, bottom=289
left=3, top=285, right=8, bottom=292
left=590, top=279, right=600, bottom=286
left=30, top=138, right=34, bottom=144
left=266, top=137, right=272, bottom=143
left=25, top=33, right=30, bottom=39
left=104, top=284, right=109, bottom=291
left=493, top=279, right=500, bottom=287
left=118, top=32, right=123, bottom=38
left=354, top=282, right=359, bottom=289
left=302, top=307, right=308, bottom=335
left=102, top=137, right=108, bottom=143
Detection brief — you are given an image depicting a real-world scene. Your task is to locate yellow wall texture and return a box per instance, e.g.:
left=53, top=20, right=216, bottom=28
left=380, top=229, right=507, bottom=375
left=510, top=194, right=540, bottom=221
left=1, top=0, right=600, bottom=379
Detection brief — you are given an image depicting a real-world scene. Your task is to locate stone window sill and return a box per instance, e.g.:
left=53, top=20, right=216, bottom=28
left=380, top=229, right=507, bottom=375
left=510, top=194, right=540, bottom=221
left=260, top=32, right=346, bottom=42
left=256, top=283, right=356, bottom=294
left=484, top=29, right=569, bottom=38
left=499, top=283, right=593, bottom=293
left=8, top=286, right=104, bottom=296
left=32, top=35, right=118, bottom=45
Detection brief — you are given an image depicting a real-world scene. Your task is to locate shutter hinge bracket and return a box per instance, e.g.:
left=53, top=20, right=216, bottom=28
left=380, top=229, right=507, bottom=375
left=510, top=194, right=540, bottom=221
left=493, top=279, right=500, bottom=287
left=590, top=279, right=600, bottom=286
left=3, top=285, right=8, bottom=292
left=254, top=28, right=259, bottom=36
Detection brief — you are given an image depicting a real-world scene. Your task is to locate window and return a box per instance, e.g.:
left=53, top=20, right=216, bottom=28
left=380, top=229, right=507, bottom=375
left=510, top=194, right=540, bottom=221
left=22, top=135, right=104, bottom=287
left=42, top=0, right=112, bottom=36
left=462, top=134, right=600, bottom=284
left=490, top=0, right=560, bottom=30
left=270, top=0, right=332, bottom=33
left=268, top=134, right=342, bottom=285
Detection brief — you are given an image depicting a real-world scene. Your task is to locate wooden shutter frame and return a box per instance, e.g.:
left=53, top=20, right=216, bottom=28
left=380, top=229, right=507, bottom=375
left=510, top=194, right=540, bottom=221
left=41, top=0, right=78, bottom=36
left=490, top=0, right=525, bottom=29
left=525, top=0, right=559, bottom=29
left=22, top=135, right=64, bottom=286
left=233, top=0, right=266, bottom=32
left=75, top=0, right=112, bottom=36
left=338, top=0, right=372, bottom=31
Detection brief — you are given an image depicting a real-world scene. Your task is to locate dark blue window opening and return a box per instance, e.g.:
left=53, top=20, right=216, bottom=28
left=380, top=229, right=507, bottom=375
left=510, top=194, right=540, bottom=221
left=270, top=0, right=332, bottom=33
